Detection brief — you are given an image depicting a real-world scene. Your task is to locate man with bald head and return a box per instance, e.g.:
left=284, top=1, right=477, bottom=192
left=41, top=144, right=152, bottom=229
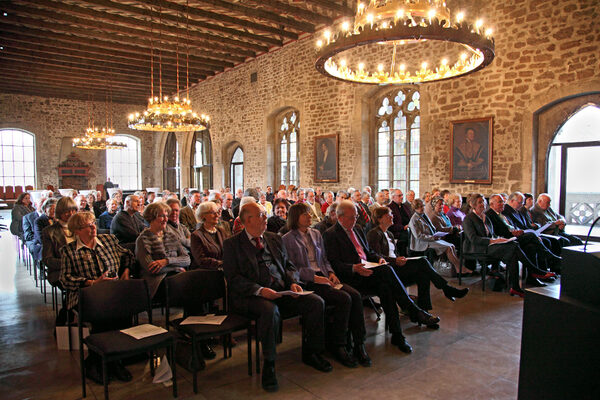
left=110, top=195, right=146, bottom=251
left=223, top=202, right=331, bottom=392
left=531, top=193, right=582, bottom=246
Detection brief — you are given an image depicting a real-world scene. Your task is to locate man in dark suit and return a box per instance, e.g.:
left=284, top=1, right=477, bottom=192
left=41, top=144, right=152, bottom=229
left=323, top=201, right=440, bottom=354
left=221, top=193, right=235, bottom=226
left=486, top=194, right=559, bottom=286
left=351, top=190, right=371, bottom=233
left=463, top=194, right=555, bottom=297
left=503, top=192, right=563, bottom=270
left=223, top=202, right=331, bottom=392
left=110, top=195, right=145, bottom=251
left=531, top=193, right=583, bottom=247
left=388, top=189, right=411, bottom=255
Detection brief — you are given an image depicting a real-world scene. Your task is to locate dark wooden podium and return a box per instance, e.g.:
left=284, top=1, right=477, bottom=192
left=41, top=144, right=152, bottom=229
left=518, top=244, right=600, bottom=400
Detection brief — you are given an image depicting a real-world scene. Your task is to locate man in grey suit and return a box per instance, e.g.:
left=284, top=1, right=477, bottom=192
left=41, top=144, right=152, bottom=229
left=530, top=193, right=583, bottom=247
left=223, top=202, right=331, bottom=392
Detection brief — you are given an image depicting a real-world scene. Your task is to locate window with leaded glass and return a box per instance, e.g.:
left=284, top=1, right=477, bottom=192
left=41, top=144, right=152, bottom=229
left=191, top=131, right=213, bottom=191
left=0, top=129, right=36, bottom=188
left=278, top=110, right=299, bottom=187
left=230, top=147, right=244, bottom=194
left=376, top=88, right=420, bottom=195
left=163, top=132, right=179, bottom=192
left=106, top=135, right=141, bottom=190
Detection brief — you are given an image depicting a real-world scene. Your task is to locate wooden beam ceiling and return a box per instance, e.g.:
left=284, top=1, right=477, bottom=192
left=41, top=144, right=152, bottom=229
left=0, top=0, right=350, bottom=104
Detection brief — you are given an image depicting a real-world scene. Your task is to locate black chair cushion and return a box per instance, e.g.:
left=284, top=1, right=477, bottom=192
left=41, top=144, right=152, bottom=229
left=172, top=314, right=250, bottom=337
left=85, top=330, right=174, bottom=355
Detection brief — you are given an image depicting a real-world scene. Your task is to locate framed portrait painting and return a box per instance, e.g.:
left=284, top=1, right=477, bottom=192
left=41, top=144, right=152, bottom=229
left=450, top=117, right=493, bottom=184
left=314, top=134, right=338, bottom=182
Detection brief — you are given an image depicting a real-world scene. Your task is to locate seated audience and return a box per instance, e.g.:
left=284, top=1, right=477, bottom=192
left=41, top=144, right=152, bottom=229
left=283, top=203, right=371, bottom=368
left=165, top=198, right=191, bottom=249
left=223, top=202, right=331, bottom=392
left=440, top=190, right=451, bottom=214
left=86, top=192, right=101, bottom=217
left=221, top=192, right=235, bottom=226
left=407, top=199, right=462, bottom=276
left=486, top=194, right=559, bottom=285
left=74, top=194, right=89, bottom=212
left=404, top=190, right=416, bottom=217
left=428, top=196, right=461, bottom=248
left=446, top=192, right=466, bottom=227
left=110, top=195, right=146, bottom=251
left=314, top=203, right=338, bottom=234
left=98, top=199, right=118, bottom=230
left=179, top=190, right=201, bottom=232
left=369, top=191, right=386, bottom=214
left=10, top=192, right=35, bottom=239
left=531, top=193, right=583, bottom=246
left=265, top=185, right=274, bottom=203
left=146, top=191, right=156, bottom=205
left=368, top=206, right=468, bottom=310
left=266, top=198, right=289, bottom=234
left=32, top=198, right=57, bottom=261
left=135, top=202, right=190, bottom=299
left=323, top=201, right=441, bottom=354
left=23, top=191, right=50, bottom=254
left=232, top=196, right=258, bottom=235
left=351, top=190, right=371, bottom=232
left=388, top=189, right=411, bottom=255
left=191, top=201, right=227, bottom=269
left=305, top=189, right=323, bottom=224
left=42, top=197, right=77, bottom=286
left=59, top=211, right=134, bottom=384
left=463, top=193, right=542, bottom=298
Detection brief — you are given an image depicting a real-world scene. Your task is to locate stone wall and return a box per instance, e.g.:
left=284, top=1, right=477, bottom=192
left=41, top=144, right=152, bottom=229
left=0, top=93, right=160, bottom=192
left=185, top=0, right=599, bottom=195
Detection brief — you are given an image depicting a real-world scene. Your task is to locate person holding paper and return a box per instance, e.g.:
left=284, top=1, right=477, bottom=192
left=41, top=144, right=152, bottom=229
left=408, top=199, right=463, bottom=277
left=323, top=201, right=441, bottom=354
left=283, top=203, right=371, bottom=368
left=463, top=194, right=546, bottom=298
left=223, top=202, right=331, bottom=392
left=531, top=193, right=583, bottom=247
left=486, top=194, right=559, bottom=285
left=429, top=196, right=461, bottom=249
left=369, top=206, right=468, bottom=310
left=59, top=211, right=135, bottom=384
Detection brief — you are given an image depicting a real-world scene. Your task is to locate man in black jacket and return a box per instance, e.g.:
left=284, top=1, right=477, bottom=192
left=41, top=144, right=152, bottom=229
left=486, top=194, right=559, bottom=286
left=110, top=195, right=145, bottom=251
left=323, top=201, right=440, bottom=354
left=223, top=202, right=331, bottom=392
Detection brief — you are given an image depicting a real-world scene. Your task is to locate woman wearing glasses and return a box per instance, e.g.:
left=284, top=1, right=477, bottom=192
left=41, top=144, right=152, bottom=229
left=190, top=201, right=228, bottom=270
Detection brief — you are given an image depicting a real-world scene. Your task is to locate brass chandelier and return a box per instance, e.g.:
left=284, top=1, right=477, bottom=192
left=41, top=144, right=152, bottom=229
left=128, top=2, right=209, bottom=132
left=315, top=0, right=495, bottom=85
left=73, top=94, right=127, bottom=150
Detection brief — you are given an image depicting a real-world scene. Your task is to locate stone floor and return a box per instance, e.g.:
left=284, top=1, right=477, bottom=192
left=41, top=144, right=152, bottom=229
left=0, top=211, right=540, bottom=400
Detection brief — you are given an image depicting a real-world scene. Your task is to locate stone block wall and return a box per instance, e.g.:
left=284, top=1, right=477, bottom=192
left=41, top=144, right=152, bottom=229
left=0, top=93, right=159, bottom=192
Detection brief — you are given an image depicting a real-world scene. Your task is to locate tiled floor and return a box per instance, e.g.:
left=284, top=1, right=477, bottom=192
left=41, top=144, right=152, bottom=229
left=0, top=211, right=537, bottom=400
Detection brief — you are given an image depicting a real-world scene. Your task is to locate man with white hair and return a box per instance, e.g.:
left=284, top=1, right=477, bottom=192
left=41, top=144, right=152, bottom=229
left=305, top=188, right=323, bottom=225
left=531, top=193, right=583, bottom=246
left=323, top=200, right=441, bottom=354
left=110, top=194, right=146, bottom=251
left=369, top=191, right=387, bottom=214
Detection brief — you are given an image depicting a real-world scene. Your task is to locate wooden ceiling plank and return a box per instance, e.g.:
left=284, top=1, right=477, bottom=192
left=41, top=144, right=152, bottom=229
left=0, top=38, right=216, bottom=76
left=0, top=49, right=206, bottom=82
left=244, top=0, right=332, bottom=25
left=305, top=0, right=355, bottom=15
left=0, top=85, right=145, bottom=105
left=0, top=23, right=235, bottom=68
left=79, top=0, right=283, bottom=47
left=145, top=0, right=298, bottom=40
left=5, top=2, right=258, bottom=58
left=192, top=0, right=315, bottom=32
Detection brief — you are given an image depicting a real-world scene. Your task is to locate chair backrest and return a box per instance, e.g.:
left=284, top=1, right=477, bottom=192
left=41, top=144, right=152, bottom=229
left=0, top=186, right=4, bottom=198
left=166, top=269, right=225, bottom=316
left=78, top=279, right=151, bottom=324
left=25, top=185, right=33, bottom=191
left=14, top=186, right=23, bottom=196
left=5, top=186, right=14, bottom=199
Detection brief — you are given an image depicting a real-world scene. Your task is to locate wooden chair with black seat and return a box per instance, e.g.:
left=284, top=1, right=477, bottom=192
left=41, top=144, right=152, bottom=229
left=165, top=269, right=253, bottom=394
left=458, top=231, right=503, bottom=290
left=77, top=279, right=177, bottom=400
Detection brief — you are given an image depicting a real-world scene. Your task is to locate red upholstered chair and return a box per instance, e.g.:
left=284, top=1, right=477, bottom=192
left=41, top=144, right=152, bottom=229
left=15, top=186, right=24, bottom=197
left=5, top=186, right=14, bottom=199
left=25, top=185, right=34, bottom=191
left=0, top=186, right=5, bottom=199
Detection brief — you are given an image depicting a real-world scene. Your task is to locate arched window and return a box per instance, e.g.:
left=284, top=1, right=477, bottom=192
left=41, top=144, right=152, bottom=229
left=547, top=105, right=600, bottom=236
left=106, top=135, right=141, bottom=190
left=190, top=131, right=213, bottom=191
left=277, top=110, right=299, bottom=187
left=375, top=88, right=420, bottom=195
left=230, top=147, right=244, bottom=194
left=0, top=129, right=36, bottom=188
left=163, top=132, right=179, bottom=192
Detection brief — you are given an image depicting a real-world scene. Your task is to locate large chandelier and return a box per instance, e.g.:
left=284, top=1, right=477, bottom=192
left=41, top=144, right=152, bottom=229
left=73, top=96, right=127, bottom=150
left=315, top=0, right=495, bottom=85
left=129, top=2, right=209, bottom=132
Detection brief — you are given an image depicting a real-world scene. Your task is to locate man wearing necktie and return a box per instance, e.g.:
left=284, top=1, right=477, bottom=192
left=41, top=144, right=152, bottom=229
left=223, top=202, right=330, bottom=392
left=323, top=201, right=441, bottom=355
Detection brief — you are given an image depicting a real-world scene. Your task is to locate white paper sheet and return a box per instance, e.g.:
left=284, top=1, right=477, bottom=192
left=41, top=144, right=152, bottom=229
left=433, top=231, right=448, bottom=238
left=405, top=256, right=426, bottom=260
left=489, top=237, right=517, bottom=245
left=333, top=284, right=344, bottom=290
left=279, top=290, right=314, bottom=296
left=361, top=260, right=388, bottom=269
left=180, top=314, right=227, bottom=325
left=120, top=324, right=167, bottom=340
